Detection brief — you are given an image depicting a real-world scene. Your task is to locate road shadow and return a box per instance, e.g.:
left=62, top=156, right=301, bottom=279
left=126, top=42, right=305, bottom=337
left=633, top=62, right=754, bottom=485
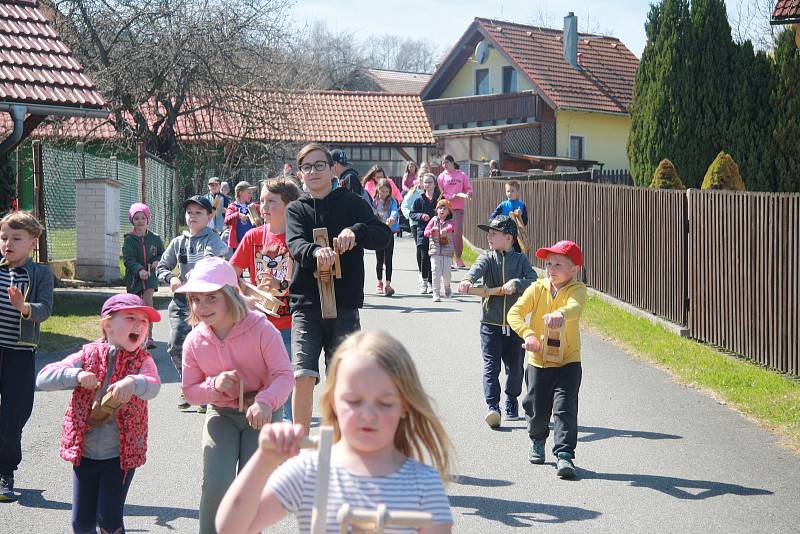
left=362, top=303, right=459, bottom=313
left=450, top=474, right=513, bottom=487
left=579, top=469, right=773, bottom=500
left=577, top=425, right=682, bottom=443
left=15, top=488, right=198, bottom=529
left=449, top=495, right=600, bottom=526
left=489, top=424, right=528, bottom=433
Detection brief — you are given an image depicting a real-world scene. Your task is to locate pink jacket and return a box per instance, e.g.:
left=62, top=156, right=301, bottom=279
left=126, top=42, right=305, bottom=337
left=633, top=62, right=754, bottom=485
left=437, top=169, right=473, bottom=211
left=182, top=311, right=293, bottom=411
left=364, top=179, right=404, bottom=205
left=401, top=172, right=418, bottom=191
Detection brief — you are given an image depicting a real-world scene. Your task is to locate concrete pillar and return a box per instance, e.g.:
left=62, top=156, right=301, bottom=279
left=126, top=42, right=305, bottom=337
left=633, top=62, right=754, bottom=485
left=76, top=178, right=120, bottom=282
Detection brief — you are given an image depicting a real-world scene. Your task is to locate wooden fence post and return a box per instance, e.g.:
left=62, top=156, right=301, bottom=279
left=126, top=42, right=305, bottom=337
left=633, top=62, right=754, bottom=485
left=31, top=140, right=47, bottom=264
left=138, top=142, right=146, bottom=203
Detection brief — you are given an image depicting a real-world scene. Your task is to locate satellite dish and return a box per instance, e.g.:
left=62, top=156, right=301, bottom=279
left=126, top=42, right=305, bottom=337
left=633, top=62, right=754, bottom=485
left=474, top=40, right=489, bottom=64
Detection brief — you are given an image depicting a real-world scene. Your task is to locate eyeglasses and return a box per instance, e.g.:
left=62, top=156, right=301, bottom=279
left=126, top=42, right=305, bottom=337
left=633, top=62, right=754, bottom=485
left=299, top=161, right=330, bottom=173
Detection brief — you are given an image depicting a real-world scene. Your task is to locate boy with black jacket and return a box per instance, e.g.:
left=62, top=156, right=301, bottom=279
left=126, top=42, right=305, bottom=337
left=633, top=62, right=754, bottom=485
left=458, top=216, right=536, bottom=428
left=286, top=143, right=393, bottom=432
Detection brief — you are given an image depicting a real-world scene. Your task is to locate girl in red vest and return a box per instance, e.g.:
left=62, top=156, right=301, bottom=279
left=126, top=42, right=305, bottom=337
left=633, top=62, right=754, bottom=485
left=37, top=294, right=161, bottom=534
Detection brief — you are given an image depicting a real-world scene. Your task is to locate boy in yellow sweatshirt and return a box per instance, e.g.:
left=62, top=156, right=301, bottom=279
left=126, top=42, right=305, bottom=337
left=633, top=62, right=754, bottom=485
left=507, top=240, right=586, bottom=478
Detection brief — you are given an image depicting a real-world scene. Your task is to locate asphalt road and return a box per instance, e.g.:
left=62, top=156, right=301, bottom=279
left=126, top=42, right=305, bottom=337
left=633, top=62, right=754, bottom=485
left=4, top=236, right=800, bottom=532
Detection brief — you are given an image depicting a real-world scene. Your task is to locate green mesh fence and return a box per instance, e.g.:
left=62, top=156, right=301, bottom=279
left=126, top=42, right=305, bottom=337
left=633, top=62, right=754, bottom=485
left=145, top=154, right=176, bottom=243
left=41, top=146, right=81, bottom=260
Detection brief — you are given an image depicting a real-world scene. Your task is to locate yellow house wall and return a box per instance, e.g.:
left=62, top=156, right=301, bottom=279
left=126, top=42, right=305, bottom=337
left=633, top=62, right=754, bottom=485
left=555, top=109, right=631, bottom=170
left=440, top=46, right=533, bottom=98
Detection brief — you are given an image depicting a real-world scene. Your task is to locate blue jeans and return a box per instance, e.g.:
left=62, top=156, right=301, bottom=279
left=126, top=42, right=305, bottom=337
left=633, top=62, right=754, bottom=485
left=167, top=295, right=191, bottom=376
left=279, top=328, right=292, bottom=421
left=72, top=457, right=135, bottom=533
left=479, top=324, right=524, bottom=407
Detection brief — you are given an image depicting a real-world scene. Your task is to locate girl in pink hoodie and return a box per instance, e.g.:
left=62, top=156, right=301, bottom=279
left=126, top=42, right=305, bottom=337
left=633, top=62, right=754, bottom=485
left=178, top=257, right=293, bottom=534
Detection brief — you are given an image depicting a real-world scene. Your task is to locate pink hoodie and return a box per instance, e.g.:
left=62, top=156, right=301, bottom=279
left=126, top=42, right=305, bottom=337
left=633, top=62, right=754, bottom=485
left=437, top=169, right=473, bottom=211
left=182, top=311, right=293, bottom=411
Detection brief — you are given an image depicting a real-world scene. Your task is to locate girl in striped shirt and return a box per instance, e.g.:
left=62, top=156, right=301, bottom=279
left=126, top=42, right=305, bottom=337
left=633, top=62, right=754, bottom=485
left=216, top=331, right=454, bottom=533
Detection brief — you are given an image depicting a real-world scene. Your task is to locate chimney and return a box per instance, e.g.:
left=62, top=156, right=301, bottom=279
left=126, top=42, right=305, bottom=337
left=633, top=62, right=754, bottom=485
left=563, top=12, right=580, bottom=70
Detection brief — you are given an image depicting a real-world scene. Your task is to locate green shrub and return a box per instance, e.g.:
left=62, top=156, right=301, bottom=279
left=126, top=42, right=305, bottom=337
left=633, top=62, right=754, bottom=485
left=649, top=159, right=686, bottom=189
left=701, top=151, right=746, bottom=191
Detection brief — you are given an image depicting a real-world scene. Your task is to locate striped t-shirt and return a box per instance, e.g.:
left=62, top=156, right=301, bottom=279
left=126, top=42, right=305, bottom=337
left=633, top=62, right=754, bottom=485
left=267, top=450, right=453, bottom=532
left=0, top=267, right=29, bottom=350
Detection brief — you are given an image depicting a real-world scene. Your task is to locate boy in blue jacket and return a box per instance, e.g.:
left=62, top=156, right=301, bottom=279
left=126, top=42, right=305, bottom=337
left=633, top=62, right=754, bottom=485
left=458, top=216, right=536, bottom=428
left=489, top=180, right=528, bottom=225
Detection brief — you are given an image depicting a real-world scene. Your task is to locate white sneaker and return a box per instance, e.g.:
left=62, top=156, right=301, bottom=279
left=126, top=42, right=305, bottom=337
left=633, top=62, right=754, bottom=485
left=419, top=280, right=427, bottom=294
left=485, top=408, right=501, bottom=428
left=432, top=293, right=441, bottom=302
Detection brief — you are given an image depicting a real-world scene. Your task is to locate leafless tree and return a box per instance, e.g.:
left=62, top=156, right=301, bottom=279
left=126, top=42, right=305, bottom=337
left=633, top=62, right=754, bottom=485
left=730, top=0, right=779, bottom=50
left=364, top=35, right=438, bottom=73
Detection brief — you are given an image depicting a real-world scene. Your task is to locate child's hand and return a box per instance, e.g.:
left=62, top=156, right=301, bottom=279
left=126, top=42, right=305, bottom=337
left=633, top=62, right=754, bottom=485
left=386, top=216, right=395, bottom=226
left=421, top=214, right=430, bottom=222
left=458, top=280, right=472, bottom=294
left=501, top=281, right=516, bottom=295
left=336, top=228, right=356, bottom=252
left=77, top=371, right=98, bottom=390
left=138, top=269, right=150, bottom=281
left=544, top=311, right=565, bottom=329
left=431, top=226, right=439, bottom=235
left=6, top=286, right=25, bottom=313
left=150, top=260, right=160, bottom=271
left=108, top=376, right=135, bottom=403
left=315, top=247, right=336, bottom=267
left=259, top=422, right=306, bottom=458
left=246, top=401, right=272, bottom=430
left=522, top=335, right=541, bottom=353
left=256, top=272, right=280, bottom=292
left=214, top=370, right=240, bottom=396
left=169, top=277, right=183, bottom=292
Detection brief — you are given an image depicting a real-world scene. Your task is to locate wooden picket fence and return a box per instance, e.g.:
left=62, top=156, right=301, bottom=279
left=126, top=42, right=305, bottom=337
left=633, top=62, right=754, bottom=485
left=466, top=178, right=800, bottom=376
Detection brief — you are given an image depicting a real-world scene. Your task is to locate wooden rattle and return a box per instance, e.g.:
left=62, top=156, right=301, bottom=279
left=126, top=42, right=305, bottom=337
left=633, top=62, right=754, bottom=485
left=541, top=324, right=566, bottom=364
left=247, top=203, right=263, bottom=226
left=260, top=426, right=334, bottom=534
left=466, top=285, right=505, bottom=298
left=508, top=209, right=529, bottom=253
left=337, top=503, right=433, bottom=534
left=313, top=228, right=342, bottom=320
left=242, top=281, right=282, bottom=317
left=87, top=391, right=125, bottom=428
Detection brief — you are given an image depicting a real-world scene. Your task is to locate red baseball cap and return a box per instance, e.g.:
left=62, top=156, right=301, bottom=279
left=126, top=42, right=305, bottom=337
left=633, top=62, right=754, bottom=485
left=101, top=293, right=161, bottom=323
left=535, top=240, right=583, bottom=267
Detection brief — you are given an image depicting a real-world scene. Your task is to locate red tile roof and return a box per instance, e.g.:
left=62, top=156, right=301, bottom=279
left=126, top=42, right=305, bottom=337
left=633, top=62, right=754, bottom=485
left=475, top=18, right=638, bottom=114
left=366, top=68, right=432, bottom=94
left=0, top=0, right=105, bottom=109
left=772, top=0, right=800, bottom=23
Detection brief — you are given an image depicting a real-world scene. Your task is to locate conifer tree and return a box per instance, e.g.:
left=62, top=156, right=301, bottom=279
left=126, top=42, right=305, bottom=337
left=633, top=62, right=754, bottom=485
left=701, top=151, right=746, bottom=191
left=650, top=159, right=685, bottom=189
left=772, top=27, right=800, bottom=193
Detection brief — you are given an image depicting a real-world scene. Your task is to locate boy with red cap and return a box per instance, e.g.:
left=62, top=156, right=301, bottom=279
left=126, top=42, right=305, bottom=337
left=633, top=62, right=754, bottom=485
left=507, top=240, right=586, bottom=479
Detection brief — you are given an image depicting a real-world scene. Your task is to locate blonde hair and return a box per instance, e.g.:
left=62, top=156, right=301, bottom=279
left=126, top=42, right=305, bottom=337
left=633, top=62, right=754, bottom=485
left=320, top=331, right=453, bottom=479
left=0, top=211, right=44, bottom=238
left=187, top=285, right=248, bottom=326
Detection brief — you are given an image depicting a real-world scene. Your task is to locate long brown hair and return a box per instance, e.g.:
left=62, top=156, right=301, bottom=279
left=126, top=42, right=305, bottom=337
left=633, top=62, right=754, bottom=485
left=320, top=331, right=453, bottom=479
left=361, top=164, right=385, bottom=186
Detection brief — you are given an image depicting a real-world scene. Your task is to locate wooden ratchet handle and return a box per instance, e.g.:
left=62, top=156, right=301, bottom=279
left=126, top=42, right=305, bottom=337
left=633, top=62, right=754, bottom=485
left=339, top=508, right=433, bottom=527
left=259, top=434, right=318, bottom=451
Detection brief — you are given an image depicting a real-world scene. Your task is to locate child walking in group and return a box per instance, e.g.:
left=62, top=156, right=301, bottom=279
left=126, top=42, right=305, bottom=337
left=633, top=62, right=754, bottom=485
left=409, top=173, right=440, bottom=295
left=373, top=178, right=400, bottom=296
left=36, top=294, right=161, bottom=532
left=458, top=216, right=537, bottom=428
left=122, top=202, right=165, bottom=348
left=179, top=257, right=293, bottom=534
left=424, top=199, right=455, bottom=302
left=157, top=195, right=229, bottom=410
left=507, top=240, right=586, bottom=479
left=224, top=181, right=259, bottom=251
left=489, top=180, right=528, bottom=225
left=0, top=211, right=53, bottom=502
left=215, top=330, right=454, bottom=534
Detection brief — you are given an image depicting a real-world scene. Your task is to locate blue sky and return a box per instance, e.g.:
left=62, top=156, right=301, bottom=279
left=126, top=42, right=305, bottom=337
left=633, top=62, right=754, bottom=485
left=291, top=0, right=761, bottom=61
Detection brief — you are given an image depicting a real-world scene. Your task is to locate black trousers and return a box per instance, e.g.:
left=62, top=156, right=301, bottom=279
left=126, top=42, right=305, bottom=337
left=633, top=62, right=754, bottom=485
left=375, top=235, right=395, bottom=281
left=416, top=241, right=431, bottom=282
left=72, top=457, right=135, bottom=533
left=522, top=362, right=582, bottom=458
left=0, top=347, right=35, bottom=476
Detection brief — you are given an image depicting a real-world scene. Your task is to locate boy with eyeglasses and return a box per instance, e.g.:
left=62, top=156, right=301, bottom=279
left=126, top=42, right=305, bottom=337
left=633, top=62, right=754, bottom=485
left=285, top=143, right=393, bottom=432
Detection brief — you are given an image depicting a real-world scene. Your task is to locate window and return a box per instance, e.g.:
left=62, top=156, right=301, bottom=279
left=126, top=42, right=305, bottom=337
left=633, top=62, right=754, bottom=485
left=475, top=68, right=490, bottom=95
left=502, top=66, right=517, bottom=93
left=569, top=136, right=585, bottom=160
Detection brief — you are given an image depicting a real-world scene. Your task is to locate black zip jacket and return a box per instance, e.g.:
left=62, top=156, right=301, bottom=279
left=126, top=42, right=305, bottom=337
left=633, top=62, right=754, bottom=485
left=286, top=187, right=393, bottom=310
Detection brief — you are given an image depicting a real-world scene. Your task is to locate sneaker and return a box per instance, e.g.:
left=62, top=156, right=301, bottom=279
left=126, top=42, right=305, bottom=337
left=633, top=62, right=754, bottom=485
left=384, top=283, right=395, bottom=297
left=556, top=452, right=577, bottom=478
left=528, top=440, right=546, bottom=464
left=177, top=393, right=191, bottom=411
left=0, top=475, right=16, bottom=503
left=484, top=405, right=501, bottom=428
left=376, top=281, right=385, bottom=295
left=146, top=338, right=157, bottom=349
left=419, top=280, right=427, bottom=294
left=424, top=281, right=432, bottom=294
left=197, top=405, right=207, bottom=414
left=504, top=399, right=522, bottom=421
left=432, top=293, right=441, bottom=302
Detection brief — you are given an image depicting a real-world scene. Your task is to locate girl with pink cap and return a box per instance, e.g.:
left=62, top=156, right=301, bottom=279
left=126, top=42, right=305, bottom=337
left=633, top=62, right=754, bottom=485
left=177, top=257, right=293, bottom=534
left=122, top=202, right=164, bottom=348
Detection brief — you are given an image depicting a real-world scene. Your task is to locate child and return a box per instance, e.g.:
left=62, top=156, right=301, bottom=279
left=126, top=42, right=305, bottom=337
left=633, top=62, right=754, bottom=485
left=424, top=199, right=455, bottom=302
left=488, top=159, right=501, bottom=177
left=436, top=154, right=472, bottom=269
left=157, top=195, right=229, bottom=410
left=362, top=165, right=403, bottom=206
left=206, top=177, right=230, bottom=234
left=0, top=211, right=53, bottom=502
left=409, top=173, right=440, bottom=295
left=285, top=143, right=392, bottom=434
left=401, top=161, right=419, bottom=194
left=230, top=177, right=302, bottom=421
left=373, top=178, right=400, bottom=296
left=224, top=180, right=259, bottom=250
left=122, top=202, right=165, bottom=348
left=36, top=294, right=161, bottom=531
left=507, top=240, right=586, bottom=479
left=489, top=180, right=528, bottom=225
left=215, top=331, right=454, bottom=533
left=457, top=216, right=537, bottom=428
left=179, top=257, right=293, bottom=534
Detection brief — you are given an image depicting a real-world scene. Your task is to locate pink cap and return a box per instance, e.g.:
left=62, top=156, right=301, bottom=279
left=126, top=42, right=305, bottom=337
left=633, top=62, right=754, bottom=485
left=535, top=240, right=583, bottom=267
left=129, top=203, right=150, bottom=224
left=101, top=293, right=161, bottom=323
left=175, top=257, right=240, bottom=294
